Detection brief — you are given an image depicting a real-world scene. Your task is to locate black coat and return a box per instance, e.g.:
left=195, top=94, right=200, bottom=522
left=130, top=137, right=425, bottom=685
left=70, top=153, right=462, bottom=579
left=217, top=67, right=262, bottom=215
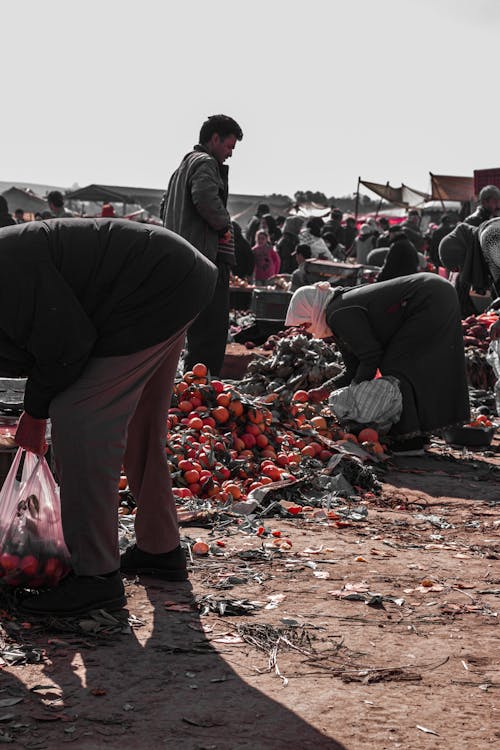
left=0, top=219, right=217, bottom=417
left=325, top=274, right=469, bottom=434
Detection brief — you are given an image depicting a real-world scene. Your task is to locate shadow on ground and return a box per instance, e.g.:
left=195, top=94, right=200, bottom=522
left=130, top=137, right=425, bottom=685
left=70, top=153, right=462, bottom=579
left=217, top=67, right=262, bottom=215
left=0, top=580, right=347, bottom=749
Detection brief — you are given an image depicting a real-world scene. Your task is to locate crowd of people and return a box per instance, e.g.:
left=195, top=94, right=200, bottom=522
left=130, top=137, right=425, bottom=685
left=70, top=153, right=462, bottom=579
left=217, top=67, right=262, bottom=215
left=231, top=185, right=500, bottom=317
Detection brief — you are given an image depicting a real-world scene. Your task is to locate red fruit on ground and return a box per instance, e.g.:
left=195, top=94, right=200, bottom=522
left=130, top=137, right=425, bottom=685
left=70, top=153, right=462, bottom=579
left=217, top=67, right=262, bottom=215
left=20, top=555, right=39, bottom=577
left=358, top=428, right=379, bottom=443
left=184, top=469, right=200, bottom=484
left=0, top=553, right=20, bottom=571
left=192, top=363, right=208, bottom=378
left=292, top=390, right=309, bottom=403
left=241, top=433, right=256, bottom=448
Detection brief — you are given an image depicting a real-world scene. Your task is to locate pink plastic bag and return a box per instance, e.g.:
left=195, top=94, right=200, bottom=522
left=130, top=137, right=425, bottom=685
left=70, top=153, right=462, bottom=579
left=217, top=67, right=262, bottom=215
left=0, top=448, right=71, bottom=588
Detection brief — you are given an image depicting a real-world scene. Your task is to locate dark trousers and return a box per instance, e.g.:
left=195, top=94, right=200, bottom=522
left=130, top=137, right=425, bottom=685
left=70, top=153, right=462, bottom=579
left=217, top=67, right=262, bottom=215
left=50, top=331, right=186, bottom=575
left=184, top=261, right=230, bottom=377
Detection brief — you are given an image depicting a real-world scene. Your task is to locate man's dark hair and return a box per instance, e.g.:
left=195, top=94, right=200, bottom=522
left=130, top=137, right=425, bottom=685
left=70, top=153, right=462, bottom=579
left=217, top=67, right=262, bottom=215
left=388, top=230, right=407, bottom=243
left=295, top=243, right=312, bottom=259
left=306, top=216, right=324, bottom=237
left=257, top=203, right=270, bottom=216
left=378, top=217, right=389, bottom=229
left=15, top=208, right=24, bottom=215
left=199, top=114, right=243, bottom=144
left=47, top=190, right=64, bottom=208
left=0, top=196, right=9, bottom=213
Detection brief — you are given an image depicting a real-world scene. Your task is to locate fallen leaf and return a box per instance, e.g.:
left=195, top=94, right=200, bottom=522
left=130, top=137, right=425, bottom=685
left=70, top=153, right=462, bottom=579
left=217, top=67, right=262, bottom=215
left=265, top=594, right=286, bottom=610
left=416, top=724, right=439, bottom=736
left=313, top=570, right=330, bottom=579
left=417, top=584, right=444, bottom=593
left=212, top=635, right=244, bottom=644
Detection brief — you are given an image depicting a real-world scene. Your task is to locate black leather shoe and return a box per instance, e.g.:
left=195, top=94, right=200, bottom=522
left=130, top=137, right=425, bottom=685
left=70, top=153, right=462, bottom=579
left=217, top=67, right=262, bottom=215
left=19, top=572, right=126, bottom=617
left=120, top=544, right=188, bottom=581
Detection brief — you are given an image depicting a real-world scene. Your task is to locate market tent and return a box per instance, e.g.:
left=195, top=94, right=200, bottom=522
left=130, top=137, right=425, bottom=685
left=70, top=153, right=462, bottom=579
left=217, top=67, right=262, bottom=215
left=430, top=173, right=475, bottom=202
left=1, top=186, right=48, bottom=213
left=360, top=179, right=429, bottom=207
left=228, top=193, right=292, bottom=226
left=65, top=184, right=165, bottom=214
left=287, top=202, right=330, bottom=218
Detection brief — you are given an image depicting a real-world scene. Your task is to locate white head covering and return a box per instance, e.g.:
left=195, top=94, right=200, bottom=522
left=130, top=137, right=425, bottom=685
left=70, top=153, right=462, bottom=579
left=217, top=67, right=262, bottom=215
left=285, top=281, right=335, bottom=338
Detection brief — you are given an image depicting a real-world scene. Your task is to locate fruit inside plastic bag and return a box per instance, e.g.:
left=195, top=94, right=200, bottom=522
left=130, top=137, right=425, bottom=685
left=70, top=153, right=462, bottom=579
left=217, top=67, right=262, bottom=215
left=0, top=449, right=71, bottom=588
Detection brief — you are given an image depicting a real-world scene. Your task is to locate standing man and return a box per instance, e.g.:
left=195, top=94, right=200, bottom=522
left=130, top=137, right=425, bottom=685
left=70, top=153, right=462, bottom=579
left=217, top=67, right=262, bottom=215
left=162, top=114, right=243, bottom=376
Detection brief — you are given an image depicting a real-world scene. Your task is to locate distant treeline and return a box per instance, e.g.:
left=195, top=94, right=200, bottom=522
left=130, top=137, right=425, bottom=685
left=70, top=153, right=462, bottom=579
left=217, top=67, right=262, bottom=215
left=266, top=190, right=385, bottom=213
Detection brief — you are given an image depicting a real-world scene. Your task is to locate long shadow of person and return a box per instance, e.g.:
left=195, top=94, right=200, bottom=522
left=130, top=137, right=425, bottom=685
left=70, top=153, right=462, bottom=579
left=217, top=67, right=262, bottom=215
left=1, top=578, right=347, bottom=749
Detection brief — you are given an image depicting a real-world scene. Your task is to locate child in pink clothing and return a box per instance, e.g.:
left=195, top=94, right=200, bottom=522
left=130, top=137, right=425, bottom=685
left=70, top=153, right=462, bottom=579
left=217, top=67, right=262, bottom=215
left=252, top=229, right=281, bottom=284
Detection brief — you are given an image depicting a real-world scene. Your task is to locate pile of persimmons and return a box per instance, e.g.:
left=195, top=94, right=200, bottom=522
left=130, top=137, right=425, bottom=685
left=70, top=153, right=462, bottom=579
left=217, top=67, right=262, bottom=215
left=158, top=363, right=385, bottom=504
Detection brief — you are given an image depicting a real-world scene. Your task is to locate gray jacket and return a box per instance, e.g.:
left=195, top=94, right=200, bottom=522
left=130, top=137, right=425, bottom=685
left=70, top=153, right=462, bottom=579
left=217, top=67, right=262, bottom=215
left=162, top=145, right=230, bottom=263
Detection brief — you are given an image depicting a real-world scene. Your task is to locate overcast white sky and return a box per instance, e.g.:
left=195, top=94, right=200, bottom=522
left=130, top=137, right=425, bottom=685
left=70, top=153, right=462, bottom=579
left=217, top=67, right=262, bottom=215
left=2, top=0, right=499, bottom=198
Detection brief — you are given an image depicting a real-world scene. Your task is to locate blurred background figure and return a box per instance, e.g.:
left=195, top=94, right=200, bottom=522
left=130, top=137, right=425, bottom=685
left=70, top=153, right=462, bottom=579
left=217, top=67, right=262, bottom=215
left=0, top=196, right=15, bottom=227
left=276, top=215, right=303, bottom=273
left=232, top=221, right=255, bottom=280
left=428, top=213, right=455, bottom=268
left=252, top=229, right=280, bottom=285
left=375, top=217, right=391, bottom=247
left=290, top=243, right=313, bottom=291
left=343, top=216, right=358, bottom=253
left=260, top=212, right=281, bottom=243
left=14, top=208, right=25, bottom=224
left=322, top=207, right=345, bottom=246
left=101, top=203, right=116, bottom=218
left=299, top=216, right=333, bottom=260
left=464, top=184, right=500, bottom=227
left=245, top=202, right=269, bottom=245
left=377, top=238, right=420, bottom=282
left=352, top=222, right=376, bottom=264
left=322, top=231, right=346, bottom=260
left=399, top=209, right=425, bottom=251
left=47, top=190, right=75, bottom=218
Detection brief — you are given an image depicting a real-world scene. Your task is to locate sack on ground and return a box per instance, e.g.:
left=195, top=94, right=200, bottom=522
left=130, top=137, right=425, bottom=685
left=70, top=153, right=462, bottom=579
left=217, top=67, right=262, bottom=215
left=0, top=448, right=71, bottom=588
left=329, top=376, right=403, bottom=428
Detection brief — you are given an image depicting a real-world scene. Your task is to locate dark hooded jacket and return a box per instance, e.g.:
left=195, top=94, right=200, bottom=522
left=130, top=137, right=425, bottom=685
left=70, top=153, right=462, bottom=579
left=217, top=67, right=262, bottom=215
left=0, top=219, right=217, bottom=418
left=377, top=239, right=419, bottom=282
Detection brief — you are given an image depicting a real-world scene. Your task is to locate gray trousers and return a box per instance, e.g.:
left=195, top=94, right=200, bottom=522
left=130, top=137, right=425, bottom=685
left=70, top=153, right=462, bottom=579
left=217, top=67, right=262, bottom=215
left=49, top=330, right=185, bottom=576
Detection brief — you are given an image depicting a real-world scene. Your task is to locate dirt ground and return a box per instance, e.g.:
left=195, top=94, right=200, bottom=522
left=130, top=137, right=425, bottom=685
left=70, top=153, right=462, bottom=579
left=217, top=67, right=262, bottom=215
left=0, top=438, right=499, bottom=750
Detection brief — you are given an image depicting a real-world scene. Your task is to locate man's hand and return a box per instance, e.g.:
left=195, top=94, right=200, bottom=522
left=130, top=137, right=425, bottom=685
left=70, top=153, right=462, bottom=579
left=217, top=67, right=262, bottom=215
left=15, top=412, right=48, bottom=455
left=490, top=319, right=500, bottom=340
